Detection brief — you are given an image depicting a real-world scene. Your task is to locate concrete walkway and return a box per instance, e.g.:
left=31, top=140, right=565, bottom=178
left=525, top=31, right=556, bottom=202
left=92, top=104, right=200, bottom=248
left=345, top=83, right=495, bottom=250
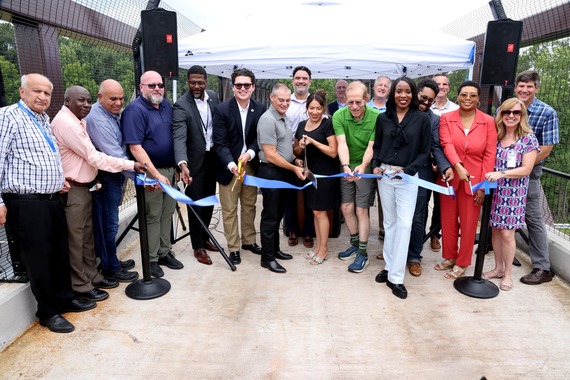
left=1, top=198, right=569, bottom=379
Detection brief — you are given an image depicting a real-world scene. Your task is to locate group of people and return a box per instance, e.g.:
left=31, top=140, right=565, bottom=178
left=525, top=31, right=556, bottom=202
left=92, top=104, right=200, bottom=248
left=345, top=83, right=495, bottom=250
left=0, top=66, right=558, bottom=332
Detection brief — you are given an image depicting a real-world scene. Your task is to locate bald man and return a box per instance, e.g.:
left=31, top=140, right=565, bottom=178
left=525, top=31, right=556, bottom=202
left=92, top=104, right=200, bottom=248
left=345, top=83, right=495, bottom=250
left=122, top=71, right=184, bottom=278
left=328, top=79, right=348, bottom=115
left=86, top=79, right=139, bottom=283
left=52, top=85, right=146, bottom=302
left=1, top=74, right=96, bottom=333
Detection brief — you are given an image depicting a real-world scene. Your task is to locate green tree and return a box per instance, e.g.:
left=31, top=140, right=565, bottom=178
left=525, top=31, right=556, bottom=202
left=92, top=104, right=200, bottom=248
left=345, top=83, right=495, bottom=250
left=0, top=55, right=20, bottom=104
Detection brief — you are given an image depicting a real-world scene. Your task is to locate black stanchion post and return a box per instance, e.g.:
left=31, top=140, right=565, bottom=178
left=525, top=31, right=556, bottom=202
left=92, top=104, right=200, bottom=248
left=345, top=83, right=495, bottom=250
left=125, top=183, right=171, bottom=300
left=454, top=189, right=499, bottom=298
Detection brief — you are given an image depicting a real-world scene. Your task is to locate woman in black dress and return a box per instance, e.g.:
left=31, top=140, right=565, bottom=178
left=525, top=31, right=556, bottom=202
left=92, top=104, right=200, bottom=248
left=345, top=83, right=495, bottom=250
left=293, top=90, right=340, bottom=264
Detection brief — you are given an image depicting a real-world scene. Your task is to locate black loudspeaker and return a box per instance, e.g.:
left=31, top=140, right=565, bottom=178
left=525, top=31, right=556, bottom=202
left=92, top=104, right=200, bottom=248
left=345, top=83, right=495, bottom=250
left=141, top=8, right=179, bottom=78
left=480, top=20, right=523, bottom=86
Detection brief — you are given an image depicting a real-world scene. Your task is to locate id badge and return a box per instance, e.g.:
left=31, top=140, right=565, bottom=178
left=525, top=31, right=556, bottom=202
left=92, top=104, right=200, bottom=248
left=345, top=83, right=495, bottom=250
left=507, top=149, right=517, bottom=169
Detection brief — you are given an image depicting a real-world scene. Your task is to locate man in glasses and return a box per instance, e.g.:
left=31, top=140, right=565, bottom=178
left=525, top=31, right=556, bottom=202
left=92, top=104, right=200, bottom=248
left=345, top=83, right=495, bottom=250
left=123, top=70, right=184, bottom=278
left=428, top=73, right=459, bottom=252
left=212, top=68, right=266, bottom=265
left=406, top=79, right=453, bottom=277
left=173, top=65, right=220, bottom=265
left=514, top=70, right=559, bottom=285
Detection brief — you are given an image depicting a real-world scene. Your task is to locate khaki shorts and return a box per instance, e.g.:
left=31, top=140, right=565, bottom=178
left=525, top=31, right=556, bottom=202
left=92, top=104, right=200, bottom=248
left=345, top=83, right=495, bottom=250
left=340, top=165, right=376, bottom=208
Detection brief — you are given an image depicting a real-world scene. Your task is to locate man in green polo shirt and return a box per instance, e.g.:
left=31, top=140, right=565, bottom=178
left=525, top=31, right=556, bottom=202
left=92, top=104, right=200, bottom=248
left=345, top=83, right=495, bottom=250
left=333, top=81, right=380, bottom=273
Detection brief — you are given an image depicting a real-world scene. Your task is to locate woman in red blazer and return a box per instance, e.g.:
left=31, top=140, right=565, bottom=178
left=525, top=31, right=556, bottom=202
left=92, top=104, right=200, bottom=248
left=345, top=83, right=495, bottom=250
left=437, top=81, right=497, bottom=279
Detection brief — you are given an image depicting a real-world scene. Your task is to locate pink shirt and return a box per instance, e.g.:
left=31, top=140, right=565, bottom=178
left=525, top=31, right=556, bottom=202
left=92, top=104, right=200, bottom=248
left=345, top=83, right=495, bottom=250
left=52, top=106, right=134, bottom=183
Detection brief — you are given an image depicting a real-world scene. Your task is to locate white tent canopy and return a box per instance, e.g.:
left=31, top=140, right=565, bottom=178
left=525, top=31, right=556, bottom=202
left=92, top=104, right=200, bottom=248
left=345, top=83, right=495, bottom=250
left=177, top=2, right=476, bottom=80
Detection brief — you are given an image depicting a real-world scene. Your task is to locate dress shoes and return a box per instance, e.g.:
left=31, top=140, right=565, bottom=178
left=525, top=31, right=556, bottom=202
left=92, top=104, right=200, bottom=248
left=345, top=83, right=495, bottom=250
left=105, top=268, right=139, bottom=283
left=93, top=278, right=119, bottom=289
left=386, top=280, right=408, bottom=299
left=520, top=268, right=554, bottom=285
left=193, top=248, right=212, bottom=265
left=407, top=262, right=422, bottom=277
left=39, top=314, right=75, bottom=333
left=75, top=288, right=109, bottom=302
left=60, top=298, right=97, bottom=313
left=159, top=251, right=184, bottom=269
left=229, top=251, right=241, bottom=265
left=121, top=259, right=135, bottom=270
left=375, top=269, right=388, bottom=283
left=241, top=243, right=262, bottom=255
left=150, top=262, right=164, bottom=278
left=274, top=250, right=293, bottom=260
left=204, top=240, right=219, bottom=252
left=261, top=259, right=287, bottom=274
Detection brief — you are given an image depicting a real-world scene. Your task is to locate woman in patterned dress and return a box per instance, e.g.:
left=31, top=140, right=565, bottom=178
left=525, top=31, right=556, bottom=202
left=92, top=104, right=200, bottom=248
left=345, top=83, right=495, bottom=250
left=484, top=98, right=539, bottom=291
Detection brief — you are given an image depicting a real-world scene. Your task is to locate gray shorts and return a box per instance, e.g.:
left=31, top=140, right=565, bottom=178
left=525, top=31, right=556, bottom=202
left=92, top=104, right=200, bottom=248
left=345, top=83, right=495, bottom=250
left=340, top=166, right=376, bottom=208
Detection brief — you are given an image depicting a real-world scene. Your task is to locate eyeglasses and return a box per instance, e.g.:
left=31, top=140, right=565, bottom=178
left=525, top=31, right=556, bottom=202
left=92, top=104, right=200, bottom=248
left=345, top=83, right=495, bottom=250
left=233, top=83, right=253, bottom=90
left=458, top=93, right=479, bottom=99
left=142, top=83, right=164, bottom=89
left=188, top=81, right=207, bottom=87
left=419, top=94, right=435, bottom=105
left=501, top=110, right=522, bottom=116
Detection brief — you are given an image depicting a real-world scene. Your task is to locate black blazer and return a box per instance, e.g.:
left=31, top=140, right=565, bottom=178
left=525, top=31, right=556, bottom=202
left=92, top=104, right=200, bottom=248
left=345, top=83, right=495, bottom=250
left=172, top=89, right=220, bottom=176
left=328, top=101, right=340, bottom=116
left=212, top=97, right=267, bottom=185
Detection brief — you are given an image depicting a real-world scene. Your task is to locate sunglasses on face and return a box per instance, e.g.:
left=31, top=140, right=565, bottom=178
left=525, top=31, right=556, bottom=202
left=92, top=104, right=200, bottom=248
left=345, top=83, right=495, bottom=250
left=234, top=83, right=253, bottom=90
left=501, top=110, right=522, bottom=116
left=142, top=83, right=165, bottom=89
left=419, top=94, right=435, bottom=105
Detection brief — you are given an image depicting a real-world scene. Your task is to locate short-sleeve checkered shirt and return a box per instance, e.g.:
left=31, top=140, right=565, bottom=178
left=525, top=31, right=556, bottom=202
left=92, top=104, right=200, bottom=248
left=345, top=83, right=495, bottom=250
left=0, top=101, right=65, bottom=206
left=527, top=97, right=559, bottom=147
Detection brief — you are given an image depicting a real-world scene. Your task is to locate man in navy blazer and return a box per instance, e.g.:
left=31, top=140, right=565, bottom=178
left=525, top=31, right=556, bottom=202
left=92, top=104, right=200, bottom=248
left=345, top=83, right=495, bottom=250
left=212, top=68, right=267, bottom=265
left=173, top=65, right=220, bottom=265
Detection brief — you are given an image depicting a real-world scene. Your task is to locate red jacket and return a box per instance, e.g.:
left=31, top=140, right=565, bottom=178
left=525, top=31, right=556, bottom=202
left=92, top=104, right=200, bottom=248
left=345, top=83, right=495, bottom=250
left=439, top=109, right=497, bottom=194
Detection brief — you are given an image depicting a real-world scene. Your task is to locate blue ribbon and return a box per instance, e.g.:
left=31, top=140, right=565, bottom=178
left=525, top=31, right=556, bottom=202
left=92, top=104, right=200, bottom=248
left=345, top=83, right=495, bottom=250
left=243, top=175, right=313, bottom=190
left=242, top=171, right=496, bottom=197
left=135, top=174, right=219, bottom=207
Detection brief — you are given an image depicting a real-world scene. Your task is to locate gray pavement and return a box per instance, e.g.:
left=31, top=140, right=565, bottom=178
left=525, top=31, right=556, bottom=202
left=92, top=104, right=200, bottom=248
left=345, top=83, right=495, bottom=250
left=1, top=198, right=569, bottom=379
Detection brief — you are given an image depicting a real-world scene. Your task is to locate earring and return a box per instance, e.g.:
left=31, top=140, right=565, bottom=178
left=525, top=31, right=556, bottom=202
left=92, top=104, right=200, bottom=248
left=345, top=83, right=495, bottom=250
left=477, top=101, right=481, bottom=107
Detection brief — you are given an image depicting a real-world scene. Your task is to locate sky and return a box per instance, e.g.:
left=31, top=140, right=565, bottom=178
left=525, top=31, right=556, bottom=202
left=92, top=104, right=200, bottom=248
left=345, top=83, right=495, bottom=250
left=166, top=0, right=493, bottom=32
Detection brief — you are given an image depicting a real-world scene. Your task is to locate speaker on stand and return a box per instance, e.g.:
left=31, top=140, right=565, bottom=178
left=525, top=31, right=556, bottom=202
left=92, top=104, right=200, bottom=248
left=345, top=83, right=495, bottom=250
left=480, top=19, right=523, bottom=87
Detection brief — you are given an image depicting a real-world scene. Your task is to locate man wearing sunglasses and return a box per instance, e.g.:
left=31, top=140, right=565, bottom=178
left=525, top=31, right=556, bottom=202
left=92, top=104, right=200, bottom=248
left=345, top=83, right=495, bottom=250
left=513, top=70, right=560, bottom=286
left=406, top=79, right=453, bottom=277
left=122, top=70, right=184, bottom=278
left=173, top=65, right=220, bottom=266
left=212, top=68, right=266, bottom=265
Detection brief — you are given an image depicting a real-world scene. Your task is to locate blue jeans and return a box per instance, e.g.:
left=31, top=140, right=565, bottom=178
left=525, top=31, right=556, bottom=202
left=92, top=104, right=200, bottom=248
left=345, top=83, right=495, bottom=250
left=92, top=172, right=125, bottom=274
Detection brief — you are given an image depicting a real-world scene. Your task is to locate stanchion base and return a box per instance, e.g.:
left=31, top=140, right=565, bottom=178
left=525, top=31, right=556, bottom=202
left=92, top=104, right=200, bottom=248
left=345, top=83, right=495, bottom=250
left=454, top=276, right=500, bottom=299
left=125, top=278, right=171, bottom=300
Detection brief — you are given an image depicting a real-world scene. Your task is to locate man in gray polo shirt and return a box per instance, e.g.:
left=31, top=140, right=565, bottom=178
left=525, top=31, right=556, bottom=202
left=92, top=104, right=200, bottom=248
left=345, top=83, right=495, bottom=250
left=257, top=83, right=306, bottom=273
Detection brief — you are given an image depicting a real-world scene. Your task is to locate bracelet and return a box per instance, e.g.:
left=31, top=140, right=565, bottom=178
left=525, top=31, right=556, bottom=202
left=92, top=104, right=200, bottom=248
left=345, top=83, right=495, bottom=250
left=341, top=164, right=350, bottom=168
left=500, top=170, right=506, bottom=178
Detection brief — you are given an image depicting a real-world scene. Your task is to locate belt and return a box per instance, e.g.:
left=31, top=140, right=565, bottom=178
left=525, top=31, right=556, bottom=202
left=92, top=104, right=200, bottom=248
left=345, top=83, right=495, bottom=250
left=2, top=192, right=61, bottom=200
left=67, top=179, right=91, bottom=187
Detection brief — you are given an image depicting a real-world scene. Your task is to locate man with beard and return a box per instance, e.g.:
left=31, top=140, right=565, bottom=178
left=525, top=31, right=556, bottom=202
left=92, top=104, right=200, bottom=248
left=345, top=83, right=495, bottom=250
left=52, top=86, right=146, bottom=300
left=122, top=70, right=184, bottom=278
left=173, top=65, right=220, bottom=265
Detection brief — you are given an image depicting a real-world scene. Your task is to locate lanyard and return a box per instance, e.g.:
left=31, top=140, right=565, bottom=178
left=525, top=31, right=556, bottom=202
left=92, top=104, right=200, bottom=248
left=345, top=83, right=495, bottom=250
left=17, top=101, right=57, bottom=153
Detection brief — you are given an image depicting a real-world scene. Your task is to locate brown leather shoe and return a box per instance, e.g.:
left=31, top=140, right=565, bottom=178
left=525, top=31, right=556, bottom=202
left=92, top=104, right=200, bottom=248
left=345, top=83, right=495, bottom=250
left=408, top=262, right=422, bottom=277
left=520, top=268, right=554, bottom=285
left=430, top=236, right=441, bottom=252
left=194, top=248, right=212, bottom=265
left=203, top=240, right=219, bottom=252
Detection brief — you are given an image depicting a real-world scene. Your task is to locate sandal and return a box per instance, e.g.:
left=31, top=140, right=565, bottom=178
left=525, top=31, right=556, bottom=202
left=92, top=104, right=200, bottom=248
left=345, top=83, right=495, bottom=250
left=434, top=259, right=456, bottom=271
left=444, top=265, right=467, bottom=279
left=500, top=278, right=513, bottom=291
left=306, top=251, right=316, bottom=260
left=310, top=253, right=329, bottom=265
left=288, top=233, right=298, bottom=246
left=303, top=236, right=314, bottom=248
left=482, top=269, right=504, bottom=280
